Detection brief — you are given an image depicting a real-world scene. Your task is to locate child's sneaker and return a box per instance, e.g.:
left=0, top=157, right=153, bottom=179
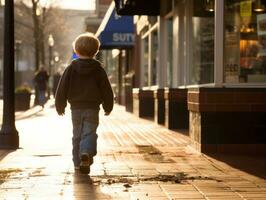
left=80, top=153, right=93, bottom=174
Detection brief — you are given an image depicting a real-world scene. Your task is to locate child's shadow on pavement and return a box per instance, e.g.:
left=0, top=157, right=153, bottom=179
left=73, top=173, right=111, bottom=199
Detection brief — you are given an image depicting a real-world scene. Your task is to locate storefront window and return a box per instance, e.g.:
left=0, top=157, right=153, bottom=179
left=151, top=29, right=158, bottom=85
left=225, top=0, right=266, bottom=83
left=140, top=17, right=159, bottom=87
left=189, top=0, right=214, bottom=84
left=143, top=37, right=149, bottom=86
left=167, top=17, right=173, bottom=87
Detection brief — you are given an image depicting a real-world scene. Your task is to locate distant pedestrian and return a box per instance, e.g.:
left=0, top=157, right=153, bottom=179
left=55, top=32, right=114, bottom=174
left=34, top=66, right=49, bottom=108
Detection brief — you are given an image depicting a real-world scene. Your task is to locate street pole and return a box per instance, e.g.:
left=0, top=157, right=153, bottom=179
left=48, top=45, right=52, bottom=98
left=15, top=40, right=21, bottom=87
left=0, top=0, right=19, bottom=149
left=48, top=34, right=54, bottom=99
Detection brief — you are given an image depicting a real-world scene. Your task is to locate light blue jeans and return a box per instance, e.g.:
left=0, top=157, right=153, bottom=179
left=71, top=109, right=99, bottom=167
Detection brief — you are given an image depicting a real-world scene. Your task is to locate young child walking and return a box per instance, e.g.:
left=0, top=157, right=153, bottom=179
left=55, top=32, right=114, bottom=174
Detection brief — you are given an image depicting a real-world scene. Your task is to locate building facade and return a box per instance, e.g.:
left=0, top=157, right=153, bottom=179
left=0, top=3, right=4, bottom=97
left=95, top=1, right=135, bottom=108
left=115, top=0, right=266, bottom=155
left=85, top=0, right=113, bottom=33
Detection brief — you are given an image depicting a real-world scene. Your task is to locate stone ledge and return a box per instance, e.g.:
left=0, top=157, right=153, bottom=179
left=191, top=142, right=266, bottom=155
left=188, top=88, right=266, bottom=112
left=133, top=88, right=154, bottom=98
left=164, top=88, right=187, bottom=101
left=153, top=88, right=165, bottom=99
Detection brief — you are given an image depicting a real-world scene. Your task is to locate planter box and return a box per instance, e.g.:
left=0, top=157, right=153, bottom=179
left=15, top=93, right=31, bottom=111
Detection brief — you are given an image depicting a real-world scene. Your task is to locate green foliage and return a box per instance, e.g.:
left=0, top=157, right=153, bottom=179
left=15, top=85, right=32, bottom=94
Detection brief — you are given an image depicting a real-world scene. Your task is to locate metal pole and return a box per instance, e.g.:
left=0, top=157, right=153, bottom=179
left=48, top=45, right=52, bottom=98
left=47, top=34, right=54, bottom=99
left=0, top=0, right=19, bottom=149
left=15, top=40, right=21, bottom=87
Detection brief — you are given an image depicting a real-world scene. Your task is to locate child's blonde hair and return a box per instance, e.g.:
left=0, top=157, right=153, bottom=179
left=72, top=32, right=100, bottom=58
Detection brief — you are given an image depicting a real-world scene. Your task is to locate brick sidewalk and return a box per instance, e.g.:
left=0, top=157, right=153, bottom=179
left=0, top=103, right=266, bottom=199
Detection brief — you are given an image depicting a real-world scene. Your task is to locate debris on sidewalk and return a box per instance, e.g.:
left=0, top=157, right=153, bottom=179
left=0, top=168, right=22, bottom=184
left=87, top=171, right=215, bottom=187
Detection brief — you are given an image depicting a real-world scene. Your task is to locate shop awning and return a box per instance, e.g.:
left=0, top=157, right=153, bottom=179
left=114, top=0, right=160, bottom=16
left=96, top=2, right=135, bottom=49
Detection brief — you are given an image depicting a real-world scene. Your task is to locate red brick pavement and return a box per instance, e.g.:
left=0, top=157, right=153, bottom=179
left=0, top=102, right=265, bottom=199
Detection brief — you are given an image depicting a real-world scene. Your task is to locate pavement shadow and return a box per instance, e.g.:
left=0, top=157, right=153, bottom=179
left=15, top=99, right=55, bottom=121
left=15, top=106, right=44, bottom=120
left=0, top=150, right=15, bottom=161
left=207, top=153, right=266, bottom=179
left=73, top=173, right=111, bottom=199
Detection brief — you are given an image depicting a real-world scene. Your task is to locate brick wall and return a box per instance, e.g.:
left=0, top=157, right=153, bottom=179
left=188, top=88, right=266, bottom=112
left=188, top=88, right=266, bottom=154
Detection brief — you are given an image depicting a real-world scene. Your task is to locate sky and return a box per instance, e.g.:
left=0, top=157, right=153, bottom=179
left=58, top=0, right=95, bottom=10
left=37, top=0, right=96, bottom=10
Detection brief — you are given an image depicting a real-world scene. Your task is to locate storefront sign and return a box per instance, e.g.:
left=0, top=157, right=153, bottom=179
left=113, top=33, right=135, bottom=43
left=96, top=2, right=134, bottom=49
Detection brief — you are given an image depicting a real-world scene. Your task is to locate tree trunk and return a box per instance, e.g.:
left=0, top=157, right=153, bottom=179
left=31, top=0, right=40, bottom=105
left=31, top=0, right=40, bottom=71
left=40, top=7, right=46, bottom=66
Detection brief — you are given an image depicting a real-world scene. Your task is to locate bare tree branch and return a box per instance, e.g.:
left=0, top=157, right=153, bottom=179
left=15, top=0, right=69, bottom=71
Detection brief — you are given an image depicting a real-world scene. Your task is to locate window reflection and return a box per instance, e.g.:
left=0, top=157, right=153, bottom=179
left=167, top=17, right=173, bottom=87
left=151, top=30, right=158, bottom=86
left=142, top=28, right=158, bottom=87
left=190, top=0, right=214, bottom=84
left=225, top=0, right=266, bottom=83
left=143, top=37, right=149, bottom=86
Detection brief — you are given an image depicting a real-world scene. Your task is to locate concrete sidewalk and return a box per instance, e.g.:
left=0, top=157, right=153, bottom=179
left=0, top=102, right=266, bottom=199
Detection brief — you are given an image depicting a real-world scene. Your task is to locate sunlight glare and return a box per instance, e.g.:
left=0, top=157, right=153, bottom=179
left=59, top=0, right=95, bottom=10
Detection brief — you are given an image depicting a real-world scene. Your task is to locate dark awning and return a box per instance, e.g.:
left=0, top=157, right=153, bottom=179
left=114, top=0, right=160, bottom=16
left=96, top=2, right=135, bottom=49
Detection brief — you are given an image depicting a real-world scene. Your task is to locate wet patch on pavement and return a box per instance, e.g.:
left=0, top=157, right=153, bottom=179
left=136, top=145, right=175, bottom=163
left=29, top=169, right=47, bottom=177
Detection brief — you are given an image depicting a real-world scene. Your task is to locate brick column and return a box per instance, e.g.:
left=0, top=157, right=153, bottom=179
left=164, top=88, right=188, bottom=130
left=154, top=89, right=165, bottom=125
left=133, top=88, right=154, bottom=119
left=188, top=88, right=266, bottom=154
